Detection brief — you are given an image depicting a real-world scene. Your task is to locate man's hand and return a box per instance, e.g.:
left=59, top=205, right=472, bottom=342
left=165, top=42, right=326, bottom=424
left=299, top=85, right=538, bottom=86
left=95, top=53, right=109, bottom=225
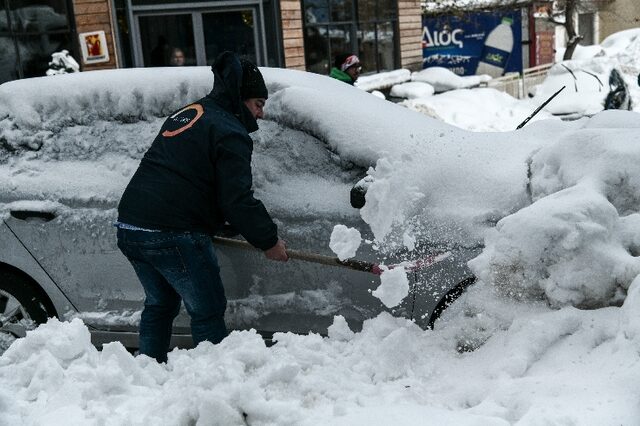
left=265, top=239, right=288, bottom=262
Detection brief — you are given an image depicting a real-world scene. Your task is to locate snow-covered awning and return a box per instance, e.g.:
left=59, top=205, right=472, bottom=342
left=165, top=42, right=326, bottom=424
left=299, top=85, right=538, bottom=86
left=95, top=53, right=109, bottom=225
left=423, top=0, right=539, bottom=14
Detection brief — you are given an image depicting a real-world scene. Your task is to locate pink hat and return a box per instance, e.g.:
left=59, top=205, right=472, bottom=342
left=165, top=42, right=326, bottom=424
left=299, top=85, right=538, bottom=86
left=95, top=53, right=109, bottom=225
left=340, top=55, right=361, bottom=72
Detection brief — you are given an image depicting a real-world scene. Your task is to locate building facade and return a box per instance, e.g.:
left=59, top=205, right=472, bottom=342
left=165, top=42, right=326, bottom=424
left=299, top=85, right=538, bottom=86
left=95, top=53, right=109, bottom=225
left=598, top=0, right=640, bottom=41
left=1, top=0, right=423, bottom=84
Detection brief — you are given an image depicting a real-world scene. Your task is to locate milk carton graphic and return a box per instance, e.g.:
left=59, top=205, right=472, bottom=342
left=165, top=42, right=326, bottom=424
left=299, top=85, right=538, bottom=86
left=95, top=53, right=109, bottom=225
left=476, top=17, right=514, bottom=77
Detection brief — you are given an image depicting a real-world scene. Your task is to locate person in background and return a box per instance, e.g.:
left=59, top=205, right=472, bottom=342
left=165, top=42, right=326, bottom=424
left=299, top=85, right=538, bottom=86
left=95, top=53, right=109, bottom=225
left=330, top=53, right=362, bottom=85
left=169, top=47, right=185, bottom=66
left=116, top=51, right=288, bottom=363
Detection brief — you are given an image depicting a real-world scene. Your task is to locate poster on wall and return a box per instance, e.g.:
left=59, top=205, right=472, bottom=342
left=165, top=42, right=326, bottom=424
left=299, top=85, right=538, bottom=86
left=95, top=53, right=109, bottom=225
left=79, top=31, right=109, bottom=64
left=422, top=11, right=522, bottom=77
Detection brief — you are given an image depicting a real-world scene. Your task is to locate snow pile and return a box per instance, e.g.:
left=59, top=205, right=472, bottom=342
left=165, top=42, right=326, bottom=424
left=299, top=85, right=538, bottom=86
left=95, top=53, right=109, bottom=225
left=3, top=289, right=640, bottom=424
left=411, top=67, right=492, bottom=93
left=470, top=111, right=640, bottom=308
left=402, top=88, right=556, bottom=132
left=599, top=28, right=640, bottom=72
left=371, top=266, right=410, bottom=308
left=329, top=224, right=362, bottom=260
left=389, top=81, right=435, bottom=99
left=355, top=69, right=411, bottom=92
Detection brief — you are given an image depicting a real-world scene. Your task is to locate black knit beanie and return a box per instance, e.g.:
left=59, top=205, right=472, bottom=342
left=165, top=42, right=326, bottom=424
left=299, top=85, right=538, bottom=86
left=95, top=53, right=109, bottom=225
left=240, top=59, right=268, bottom=100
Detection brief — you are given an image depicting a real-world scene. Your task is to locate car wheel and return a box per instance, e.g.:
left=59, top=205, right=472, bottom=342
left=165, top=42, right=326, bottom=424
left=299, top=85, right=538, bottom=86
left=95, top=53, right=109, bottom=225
left=0, top=271, right=52, bottom=353
left=427, top=276, right=476, bottom=329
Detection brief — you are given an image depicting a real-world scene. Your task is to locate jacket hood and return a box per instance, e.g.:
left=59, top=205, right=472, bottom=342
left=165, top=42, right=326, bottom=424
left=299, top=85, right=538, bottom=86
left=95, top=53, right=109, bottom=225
left=208, top=52, right=259, bottom=133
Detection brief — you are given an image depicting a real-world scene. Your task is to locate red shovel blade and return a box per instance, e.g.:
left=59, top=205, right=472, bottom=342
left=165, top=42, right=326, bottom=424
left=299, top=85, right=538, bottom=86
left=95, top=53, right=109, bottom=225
left=370, top=252, right=452, bottom=275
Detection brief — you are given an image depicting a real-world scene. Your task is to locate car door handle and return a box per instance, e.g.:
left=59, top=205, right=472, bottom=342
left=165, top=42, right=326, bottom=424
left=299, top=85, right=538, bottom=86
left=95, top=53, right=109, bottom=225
left=9, top=210, right=57, bottom=223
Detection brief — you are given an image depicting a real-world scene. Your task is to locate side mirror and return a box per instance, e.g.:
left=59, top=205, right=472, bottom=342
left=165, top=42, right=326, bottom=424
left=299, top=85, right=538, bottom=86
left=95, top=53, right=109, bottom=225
left=350, top=176, right=373, bottom=209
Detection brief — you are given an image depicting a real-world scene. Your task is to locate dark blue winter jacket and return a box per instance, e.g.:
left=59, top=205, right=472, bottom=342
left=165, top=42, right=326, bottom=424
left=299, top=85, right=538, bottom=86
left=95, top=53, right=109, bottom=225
left=117, top=53, right=278, bottom=250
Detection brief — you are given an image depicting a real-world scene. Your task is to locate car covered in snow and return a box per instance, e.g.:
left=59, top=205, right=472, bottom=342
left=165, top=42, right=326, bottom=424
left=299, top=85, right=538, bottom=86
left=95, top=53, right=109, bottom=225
left=529, top=60, right=632, bottom=120
left=0, top=67, right=480, bottom=351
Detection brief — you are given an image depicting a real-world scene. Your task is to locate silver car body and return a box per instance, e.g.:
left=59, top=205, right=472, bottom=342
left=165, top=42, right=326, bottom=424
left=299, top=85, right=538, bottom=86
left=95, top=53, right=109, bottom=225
left=0, top=67, right=477, bottom=349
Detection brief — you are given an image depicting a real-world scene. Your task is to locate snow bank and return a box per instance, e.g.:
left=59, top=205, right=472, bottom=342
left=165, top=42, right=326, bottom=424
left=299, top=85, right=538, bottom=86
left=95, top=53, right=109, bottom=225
left=600, top=28, right=640, bottom=65
left=389, top=81, right=435, bottom=99
left=402, top=88, right=556, bottom=132
left=3, top=290, right=640, bottom=424
left=411, top=67, right=492, bottom=92
left=470, top=111, right=640, bottom=308
left=355, top=69, right=411, bottom=92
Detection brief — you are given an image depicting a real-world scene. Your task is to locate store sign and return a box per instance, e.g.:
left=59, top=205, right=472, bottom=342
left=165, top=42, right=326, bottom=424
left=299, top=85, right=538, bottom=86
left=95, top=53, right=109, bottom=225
left=79, top=31, right=110, bottom=64
left=422, top=11, right=522, bottom=76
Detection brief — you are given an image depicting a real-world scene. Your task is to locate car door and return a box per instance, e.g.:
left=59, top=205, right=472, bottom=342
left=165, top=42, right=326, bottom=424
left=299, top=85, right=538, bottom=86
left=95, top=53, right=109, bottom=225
left=215, top=215, right=415, bottom=336
left=3, top=206, right=195, bottom=333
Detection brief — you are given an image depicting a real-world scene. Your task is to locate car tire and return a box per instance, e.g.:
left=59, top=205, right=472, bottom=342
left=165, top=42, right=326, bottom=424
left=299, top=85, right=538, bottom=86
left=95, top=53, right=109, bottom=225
left=427, top=276, right=476, bottom=329
left=0, top=270, right=53, bottom=332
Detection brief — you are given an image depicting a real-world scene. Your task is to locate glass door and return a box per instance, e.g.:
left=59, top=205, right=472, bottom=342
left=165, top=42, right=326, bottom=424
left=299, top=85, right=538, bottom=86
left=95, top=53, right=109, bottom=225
left=202, top=10, right=257, bottom=65
left=132, top=6, right=263, bottom=67
left=137, top=13, right=196, bottom=66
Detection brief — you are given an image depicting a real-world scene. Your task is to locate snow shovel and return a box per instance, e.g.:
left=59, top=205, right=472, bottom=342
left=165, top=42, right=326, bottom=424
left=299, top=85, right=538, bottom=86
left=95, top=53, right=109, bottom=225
left=212, top=236, right=451, bottom=276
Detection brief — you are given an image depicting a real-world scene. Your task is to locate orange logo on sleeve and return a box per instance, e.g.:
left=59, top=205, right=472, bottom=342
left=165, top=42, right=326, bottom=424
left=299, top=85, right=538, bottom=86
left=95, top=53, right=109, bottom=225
left=162, top=104, right=204, bottom=137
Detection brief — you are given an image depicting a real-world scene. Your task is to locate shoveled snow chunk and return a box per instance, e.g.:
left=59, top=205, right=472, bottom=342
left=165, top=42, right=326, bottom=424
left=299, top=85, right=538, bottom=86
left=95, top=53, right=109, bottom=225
left=372, top=266, right=409, bottom=308
left=329, top=225, right=362, bottom=261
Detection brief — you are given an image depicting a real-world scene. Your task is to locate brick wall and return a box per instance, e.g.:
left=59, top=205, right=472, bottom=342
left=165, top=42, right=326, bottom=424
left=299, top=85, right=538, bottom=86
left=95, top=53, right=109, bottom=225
left=280, top=0, right=306, bottom=70
left=73, top=0, right=118, bottom=70
left=397, top=0, right=422, bottom=71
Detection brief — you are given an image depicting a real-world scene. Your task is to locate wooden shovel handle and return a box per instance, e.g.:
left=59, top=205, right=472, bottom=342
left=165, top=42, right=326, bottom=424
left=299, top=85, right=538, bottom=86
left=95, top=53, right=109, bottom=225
left=212, top=236, right=450, bottom=275
left=212, top=236, right=379, bottom=274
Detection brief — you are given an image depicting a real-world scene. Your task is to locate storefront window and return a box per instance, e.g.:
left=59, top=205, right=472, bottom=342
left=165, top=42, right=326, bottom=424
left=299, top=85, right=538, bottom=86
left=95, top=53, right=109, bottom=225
left=1, top=0, right=75, bottom=84
left=304, top=0, right=329, bottom=24
left=138, top=14, right=196, bottom=67
left=331, top=0, right=352, bottom=21
left=305, top=25, right=329, bottom=74
left=203, top=10, right=257, bottom=64
left=303, top=0, right=398, bottom=75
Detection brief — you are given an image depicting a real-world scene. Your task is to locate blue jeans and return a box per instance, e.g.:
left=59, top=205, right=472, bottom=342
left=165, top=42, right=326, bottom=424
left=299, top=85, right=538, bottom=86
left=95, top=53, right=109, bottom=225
left=117, top=228, right=228, bottom=362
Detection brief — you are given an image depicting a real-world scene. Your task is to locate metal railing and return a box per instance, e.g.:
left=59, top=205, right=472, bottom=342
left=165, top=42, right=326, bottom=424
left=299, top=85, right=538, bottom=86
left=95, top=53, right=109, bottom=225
left=487, top=72, right=521, bottom=98
left=484, top=63, right=554, bottom=99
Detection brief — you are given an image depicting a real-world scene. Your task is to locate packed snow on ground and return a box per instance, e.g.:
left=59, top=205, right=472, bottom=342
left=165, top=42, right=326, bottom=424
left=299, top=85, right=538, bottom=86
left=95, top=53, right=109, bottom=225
left=2, top=61, right=640, bottom=424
